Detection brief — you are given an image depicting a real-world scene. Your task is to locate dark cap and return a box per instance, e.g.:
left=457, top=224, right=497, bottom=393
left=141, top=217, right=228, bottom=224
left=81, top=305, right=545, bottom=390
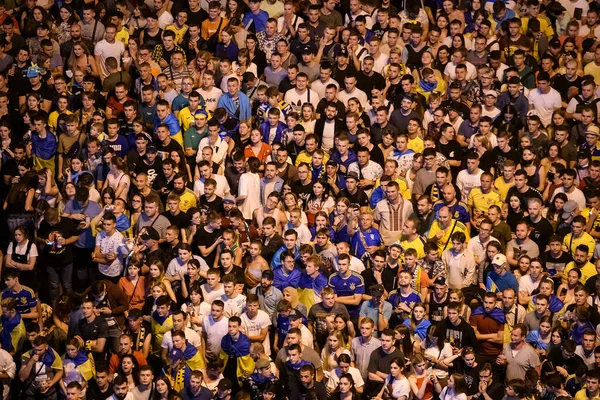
left=75, top=186, right=89, bottom=202
left=293, top=124, right=305, bottom=132
left=127, top=308, right=142, bottom=320
left=326, top=160, right=337, bottom=167
left=346, top=172, right=359, bottom=181
left=402, top=93, right=414, bottom=102
left=135, top=133, right=150, bottom=142
left=223, top=194, right=236, bottom=204
left=447, top=101, right=462, bottom=113
left=337, top=48, right=349, bottom=58
left=218, top=378, right=233, bottom=392
left=302, top=46, right=315, bottom=56
left=146, top=144, right=157, bottom=154
left=433, top=277, right=447, bottom=286
left=549, top=37, right=562, bottom=48
left=370, top=284, right=385, bottom=297
left=288, top=309, right=303, bottom=321
left=140, top=227, right=160, bottom=241
left=507, top=76, right=521, bottom=85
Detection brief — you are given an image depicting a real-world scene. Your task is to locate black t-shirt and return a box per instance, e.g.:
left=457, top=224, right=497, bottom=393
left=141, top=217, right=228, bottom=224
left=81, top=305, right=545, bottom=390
left=338, top=188, right=369, bottom=208
left=86, top=380, right=113, bottom=400
left=505, top=186, right=543, bottom=207
left=200, top=195, right=225, bottom=214
left=544, top=250, right=573, bottom=280
left=186, top=8, right=208, bottom=26
left=553, top=75, right=583, bottom=102
left=438, top=318, right=479, bottom=349
left=156, top=139, right=182, bottom=159
left=291, top=179, right=313, bottom=206
left=526, top=216, right=554, bottom=251
left=357, top=71, right=386, bottom=97
left=193, top=227, right=222, bottom=267
left=291, top=381, right=327, bottom=400
left=366, top=347, right=404, bottom=397
left=134, top=158, right=163, bottom=184
left=492, top=147, right=521, bottom=178
left=162, top=210, right=190, bottom=230
left=451, top=358, right=481, bottom=395
left=75, top=315, right=109, bottom=363
left=38, top=218, right=79, bottom=266
left=437, top=140, right=463, bottom=177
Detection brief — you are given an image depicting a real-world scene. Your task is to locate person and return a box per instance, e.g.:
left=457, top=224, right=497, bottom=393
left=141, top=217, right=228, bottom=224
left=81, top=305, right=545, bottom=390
left=19, top=336, right=63, bottom=399
left=497, top=324, right=541, bottom=381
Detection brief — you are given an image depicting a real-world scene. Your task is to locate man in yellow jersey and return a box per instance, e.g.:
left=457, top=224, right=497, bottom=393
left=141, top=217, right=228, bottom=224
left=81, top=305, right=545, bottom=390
left=494, top=160, right=516, bottom=200
left=427, top=206, right=470, bottom=255
left=562, top=216, right=596, bottom=257
left=468, top=172, right=502, bottom=227
left=563, top=244, right=597, bottom=285
left=399, top=217, right=426, bottom=258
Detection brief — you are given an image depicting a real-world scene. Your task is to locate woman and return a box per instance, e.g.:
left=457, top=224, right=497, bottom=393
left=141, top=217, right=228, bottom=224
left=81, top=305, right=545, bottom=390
left=118, top=260, right=146, bottom=311
left=514, top=255, right=531, bottom=280
left=436, top=14, right=450, bottom=41
left=65, top=156, right=86, bottom=184
left=434, top=45, right=451, bottom=72
left=422, top=325, right=453, bottom=383
left=395, top=325, right=414, bottom=360
left=122, top=38, right=139, bottom=75
left=129, top=194, right=144, bottom=232
left=23, top=93, right=41, bottom=116
left=233, top=47, right=258, bottom=78
left=244, top=240, right=269, bottom=288
left=182, top=281, right=209, bottom=335
left=347, top=98, right=371, bottom=128
left=374, top=357, right=410, bottom=400
left=444, top=290, right=471, bottom=321
left=142, top=283, right=170, bottom=317
left=408, top=354, right=434, bottom=400
left=283, top=286, right=307, bottom=317
left=305, top=180, right=335, bottom=227
left=225, top=0, right=246, bottom=19
left=3, top=171, right=36, bottom=236
left=494, top=106, right=524, bottom=136
left=116, top=355, right=139, bottom=390
left=379, top=131, right=396, bottom=161
left=218, top=229, right=243, bottom=267
left=548, top=326, right=569, bottom=354
left=67, top=42, right=99, bottom=78
left=5, top=225, right=38, bottom=291
left=58, top=181, right=77, bottom=214
left=61, top=339, right=94, bottom=395
left=238, top=157, right=261, bottom=221
left=463, top=0, right=485, bottom=33
left=541, top=142, right=567, bottom=173
left=147, top=261, right=177, bottom=303
left=181, top=259, right=207, bottom=302
left=470, top=134, right=495, bottom=174
left=129, top=4, right=150, bottom=36
left=506, top=194, right=526, bottom=233
left=276, top=38, right=298, bottom=69
left=56, top=5, right=77, bottom=44
left=100, top=187, right=116, bottom=209
left=309, top=212, right=335, bottom=241
left=556, top=268, right=580, bottom=305
left=435, top=373, right=467, bottom=400
left=321, top=331, right=351, bottom=374
left=330, top=198, right=352, bottom=244
left=543, top=191, right=567, bottom=226
left=152, top=376, right=176, bottom=399
left=301, top=104, right=317, bottom=134
left=170, top=149, right=193, bottom=182
left=526, top=315, right=552, bottom=358
left=190, top=51, right=211, bottom=86
left=244, top=129, right=272, bottom=169
left=183, top=208, right=202, bottom=244
left=504, top=379, right=530, bottom=400
left=422, top=92, right=444, bottom=129
left=478, top=242, right=503, bottom=292
left=333, top=373, right=360, bottom=400
left=520, top=146, right=546, bottom=192
left=216, top=27, right=239, bottom=63
left=414, top=51, right=445, bottom=83
left=546, top=109, right=567, bottom=139
left=451, top=34, right=466, bottom=51
left=403, top=303, right=431, bottom=342
left=103, top=156, right=131, bottom=201
left=36, top=168, right=59, bottom=208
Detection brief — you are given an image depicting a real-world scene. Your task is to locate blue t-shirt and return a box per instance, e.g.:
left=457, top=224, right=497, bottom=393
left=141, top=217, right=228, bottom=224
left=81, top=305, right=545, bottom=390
left=171, top=94, right=190, bottom=112
left=486, top=270, right=519, bottom=294
left=272, top=266, right=301, bottom=291
left=104, top=134, right=130, bottom=157
left=63, top=200, right=103, bottom=248
left=433, top=201, right=471, bottom=225
left=328, top=272, right=365, bottom=318
left=1, top=287, right=37, bottom=315
left=351, top=228, right=383, bottom=259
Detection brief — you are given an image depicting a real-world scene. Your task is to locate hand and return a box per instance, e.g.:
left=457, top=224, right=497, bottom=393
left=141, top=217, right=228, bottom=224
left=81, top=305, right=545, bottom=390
left=30, top=353, right=39, bottom=363
left=496, top=355, right=507, bottom=365
left=57, top=236, right=65, bottom=246
left=479, top=380, right=488, bottom=394
left=366, top=245, right=378, bottom=254
left=556, top=366, right=568, bottom=377
left=178, top=270, right=186, bottom=281
left=435, top=231, right=444, bottom=240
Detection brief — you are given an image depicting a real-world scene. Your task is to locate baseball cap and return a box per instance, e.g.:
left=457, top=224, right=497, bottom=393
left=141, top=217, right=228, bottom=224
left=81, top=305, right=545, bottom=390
left=389, top=242, right=402, bottom=249
left=346, top=172, right=359, bottom=182
left=492, top=254, right=507, bottom=266
left=483, top=90, right=498, bottom=98
left=562, top=200, right=578, bottom=219
left=370, top=284, right=384, bottom=297
left=301, top=45, right=315, bottom=56
left=326, top=160, right=337, bottom=167
left=195, top=109, right=210, bottom=119
left=447, top=101, right=462, bottom=113
left=135, top=133, right=151, bottom=142
left=223, top=194, right=236, bottom=204
left=146, top=144, right=158, bottom=154
left=140, top=227, right=160, bottom=241
left=127, top=309, right=142, bottom=320
left=337, top=48, right=349, bottom=58
left=256, top=358, right=271, bottom=369
left=288, top=309, right=303, bottom=321
left=218, top=378, right=233, bottom=392
left=433, top=277, right=447, bottom=286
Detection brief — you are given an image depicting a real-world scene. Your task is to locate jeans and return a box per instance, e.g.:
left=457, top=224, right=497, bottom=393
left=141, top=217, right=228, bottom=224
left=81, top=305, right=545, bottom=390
left=47, top=263, right=73, bottom=300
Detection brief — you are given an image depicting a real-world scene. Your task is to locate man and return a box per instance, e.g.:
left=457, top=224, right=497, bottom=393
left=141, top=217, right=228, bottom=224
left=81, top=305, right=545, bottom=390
left=372, top=181, right=413, bottom=245
left=108, top=375, right=134, bottom=400
left=359, top=284, right=392, bottom=333
left=131, top=366, right=155, bottom=399
left=240, top=294, right=271, bottom=357
left=553, top=169, right=587, bottom=210
left=328, top=254, right=365, bottom=324
left=523, top=294, right=550, bottom=331
left=563, top=244, right=596, bottom=284
left=526, top=197, right=554, bottom=252
left=500, top=288, right=526, bottom=344
left=486, top=253, right=519, bottom=294
left=439, top=301, right=478, bottom=350
left=161, top=310, right=202, bottom=364
left=70, top=298, right=109, bottom=366
left=562, top=218, right=596, bottom=257
left=574, top=369, right=600, bottom=400
left=351, top=318, right=381, bottom=380
left=470, top=292, right=505, bottom=364
left=428, top=206, right=470, bottom=255
left=261, top=218, right=284, bottom=265
left=284, top=72, right=314, bottom=112
left=308, top=287, right=350, bottom=351
left=456, top=153, right=483, bottom=203
left=528, top=71, right=561, bottom=127
left=92, top=213, right=127, bottom=282
left=217, top=77, right=251, bottom=121
left=94, top=24, right=125, bottom=81
left=506, top=221, right=540, bottom=268
left=388, top=269, right=422, bottom=326
left=442, top=232, right=477, bottom=292
left=498, top=324, right=540, bottom=380
left=365, top=329, right=403, bottom=397
left=1, top=270, right=39, bottom=323
left=291, top=365, right=326, bottom=400
left=109, top=334, right=148, bottom=375
left=19, top=336, right=63, bottom=399
left=468, top=173, right=502, bottom=226
left=518, top=257, right=545, bottom=305
left=433, top=183, right=471, bottom=230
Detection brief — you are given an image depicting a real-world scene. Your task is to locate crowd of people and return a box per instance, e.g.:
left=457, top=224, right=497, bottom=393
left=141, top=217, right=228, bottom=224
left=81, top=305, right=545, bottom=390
left=1, top=0, right=600, bottom=397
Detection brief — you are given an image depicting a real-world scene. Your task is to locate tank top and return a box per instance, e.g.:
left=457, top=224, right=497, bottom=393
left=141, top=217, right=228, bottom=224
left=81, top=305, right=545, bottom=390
left=526, top=164, right=541, bottom=189
left=406, top=44, right=428, bottom=70
left=428, top=292, right=449, bottom=324
left=143, top=28, right=163, bottom=47
left=416, top=375, right=434, bottom=400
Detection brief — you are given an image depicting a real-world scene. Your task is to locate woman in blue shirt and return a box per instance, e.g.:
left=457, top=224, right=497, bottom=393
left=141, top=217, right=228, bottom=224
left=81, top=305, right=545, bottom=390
left=525, top=315, right=552, bottom=358
left=216, top=27, right=239, bottom=63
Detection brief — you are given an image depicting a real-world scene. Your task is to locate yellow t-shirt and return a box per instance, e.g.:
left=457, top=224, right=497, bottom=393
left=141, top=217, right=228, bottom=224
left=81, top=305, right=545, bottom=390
left=178, top=107, right=196, bottom=133
left=400, top=236, right=426, bottom=258
left=408, top=136, right=424, bottom=154
left=520, top=17, right=554, bottom=38
left=116, top=27, right=130, bottom=45
left=584, top=62, right=600, bottom=86
left=581, top=207, right=600, bottom=233
left=494, top=177, right=514, bottom=201
left=295, top=151, right=329, bottom=166
left=563, top=261, right=596, bottom=284
left=166, top=24, right=188, bottom=44
left=178, top=189, right=197, bottom=213
left=427, top=219, right=470, bottom=255
left=48, top=109, right=73, bottom=132
left=562, top=232, right=596, bottom=256
left=468, top=187, right=503, bottom=213
left=574, top=387, right=600, bottom=400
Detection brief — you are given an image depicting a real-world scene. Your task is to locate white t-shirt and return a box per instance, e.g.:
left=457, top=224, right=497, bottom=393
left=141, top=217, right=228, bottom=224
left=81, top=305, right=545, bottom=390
left=337, top=88, right=369, bottom=109
left=197, top=87, right=223, bottom=112
left=238, top=172, right=261, bottom=220
left=221, top=293, right=247, bottom=317
left=240, top=310, right=272, bottom=355
left=157, top=11, right=174, bottom=29
left=551, top=187, right=587, bottom=210
left=94, top=39, right=125, bottom=78
left=201, top=283, right=225, bottom=304
left=326, top=366, right=364, bottom=393
left=196, top=137, right=228, bottom=166
left=284, top=88, right=315, bottom=111
left=519, top=274, right=541, bottom=295
left=7, top=240, right=38, bottom=260
left=383, top=375, right=411, bottom=399
left=202, top=315, right=229, bottom=358
left=193, top=174, right=231, bottom=198
left=95, top=230, right=126, bottom=277
left=456, top=169, right=483, bottom=203
left=444, top=61, right=477, bottom=81
left=528, top=88, right=562, bottom=128
left=161, top=327, right=202, bottom=351
left=425, top=343, right=453, bottom=378
left=563, top=0, right=588, bottom=20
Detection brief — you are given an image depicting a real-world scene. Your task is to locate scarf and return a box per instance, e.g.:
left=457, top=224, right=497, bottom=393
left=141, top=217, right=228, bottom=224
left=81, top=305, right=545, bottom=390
left=471, top=306, right=507, bottom=324
left=65, top=350, right=95, bottom=381
left=420, top=79, right=438, bottom=93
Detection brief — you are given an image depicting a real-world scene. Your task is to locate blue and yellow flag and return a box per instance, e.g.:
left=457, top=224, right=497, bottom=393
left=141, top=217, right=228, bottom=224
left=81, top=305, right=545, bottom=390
left=63, top=350, right=95, bottom=381
left=0, top=313, right=25, bottom=354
